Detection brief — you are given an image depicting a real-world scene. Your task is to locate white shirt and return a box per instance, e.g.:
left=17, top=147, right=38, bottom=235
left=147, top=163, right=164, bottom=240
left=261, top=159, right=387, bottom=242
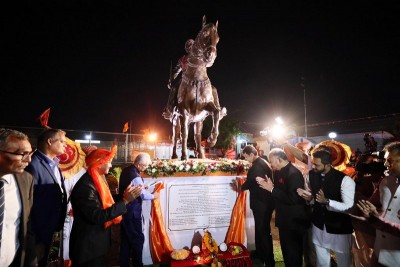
left=132, top=177, right=154, bottom=224
left=312, top=175, right=355, bottom=252
left=375, top=175, right=400, bottom=265
left=38, top=150, right=64, bottom=193
left=62, top=168, right=86, bottom=260
left=48, top=156, right=64, bottom=193
left=325, top=175, right=355, bottom=212
left=0, top=174, right=22, bottom=267
left=132, top=177, right=154, bottom=200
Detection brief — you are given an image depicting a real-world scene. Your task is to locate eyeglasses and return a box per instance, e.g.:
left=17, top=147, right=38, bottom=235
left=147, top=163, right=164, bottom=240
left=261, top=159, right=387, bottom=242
left=0, top=148, right=36, bottom=160
left=139, top=163, right=149, bottom=168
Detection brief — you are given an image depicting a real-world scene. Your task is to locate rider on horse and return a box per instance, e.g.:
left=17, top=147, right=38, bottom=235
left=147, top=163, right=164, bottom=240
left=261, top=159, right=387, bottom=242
left=165, top=16, right=226, bottom=159
left=162, top=39, right=222, bottom=120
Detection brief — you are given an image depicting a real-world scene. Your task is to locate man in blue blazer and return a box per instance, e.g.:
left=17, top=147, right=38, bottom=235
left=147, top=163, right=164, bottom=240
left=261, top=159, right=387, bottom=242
left=26, top=129, right=68, bottom=267
left=118, top=153, right=159, bottom=267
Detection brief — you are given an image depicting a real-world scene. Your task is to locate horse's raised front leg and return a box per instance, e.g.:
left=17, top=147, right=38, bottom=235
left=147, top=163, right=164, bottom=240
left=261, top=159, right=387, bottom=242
left=180, top=113, right=189, bottom=160
left=194, top=121, right=205, bottom=158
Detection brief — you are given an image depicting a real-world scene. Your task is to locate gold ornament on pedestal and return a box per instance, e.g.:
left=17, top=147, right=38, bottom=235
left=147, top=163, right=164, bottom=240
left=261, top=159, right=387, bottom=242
left=202, top=230, right=220, bottom=264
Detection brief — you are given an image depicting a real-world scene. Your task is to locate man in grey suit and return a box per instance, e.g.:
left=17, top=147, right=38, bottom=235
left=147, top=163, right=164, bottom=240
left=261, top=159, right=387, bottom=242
left=26, top=128, right=68, bottom=266
left=0, top=128, right=36, bottom=267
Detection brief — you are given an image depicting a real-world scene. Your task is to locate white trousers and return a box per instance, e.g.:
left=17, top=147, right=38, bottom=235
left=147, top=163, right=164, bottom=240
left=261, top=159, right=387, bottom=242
left=315, top=243, right=352, bottom=267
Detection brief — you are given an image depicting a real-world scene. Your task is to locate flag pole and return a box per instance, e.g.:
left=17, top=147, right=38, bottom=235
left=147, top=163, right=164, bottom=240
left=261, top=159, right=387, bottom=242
left=129, top=120, right=133, bottom=161
left=125, top=132, right=128, bottom=163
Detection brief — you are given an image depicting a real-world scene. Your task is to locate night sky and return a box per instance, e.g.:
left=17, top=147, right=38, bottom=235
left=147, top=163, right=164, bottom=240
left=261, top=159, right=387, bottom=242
left=2, top=1, right=399, bottom=137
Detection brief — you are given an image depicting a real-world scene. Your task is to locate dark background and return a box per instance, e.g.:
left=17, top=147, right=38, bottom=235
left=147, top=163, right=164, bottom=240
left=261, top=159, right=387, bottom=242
left=2, top=1, right=399, bottom=137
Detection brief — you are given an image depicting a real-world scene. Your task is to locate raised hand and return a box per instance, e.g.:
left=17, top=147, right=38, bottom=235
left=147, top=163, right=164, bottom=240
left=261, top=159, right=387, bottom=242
left=316, top=189, right=328, bottom=204
left=123, top=184, right=142, bottom=204
left=256, top=175, right=273, bottom=192
left=297, top=188, right=313, bottom=201
left=230, top=177, right=243, bottom=193
left=357, top=199, right=379, bottom=218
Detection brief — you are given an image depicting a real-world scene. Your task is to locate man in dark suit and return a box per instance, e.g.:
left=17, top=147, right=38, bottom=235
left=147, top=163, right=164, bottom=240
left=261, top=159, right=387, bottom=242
left=257, top=148, right=310, bottom=267
left=69, top=146, right=142, bottom=267
left=240, top=145, right=275, bottom=267
left=25, top=128, right=68, bottom=266
left=0, top=128, right=36, bottom=267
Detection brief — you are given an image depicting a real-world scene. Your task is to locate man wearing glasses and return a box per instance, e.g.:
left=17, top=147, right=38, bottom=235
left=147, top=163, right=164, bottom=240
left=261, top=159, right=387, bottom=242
left=26, top=128, right=68, bottom=267
left=0, top=128, right=36, bottom=267
left=118, top=153, right=159, bottom=267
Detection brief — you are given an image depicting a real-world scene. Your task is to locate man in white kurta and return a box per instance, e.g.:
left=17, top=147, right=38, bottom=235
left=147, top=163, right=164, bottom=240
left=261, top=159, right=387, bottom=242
left=311, top=174, right=355, bottom=267
left=298, top=147, right=355, bottom=267
left=374, top=142, right=400, bottom=265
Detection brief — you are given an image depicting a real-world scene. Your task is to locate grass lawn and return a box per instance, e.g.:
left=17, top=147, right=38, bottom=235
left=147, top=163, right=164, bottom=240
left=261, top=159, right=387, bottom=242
left=250, top=246, right=284, bottom=267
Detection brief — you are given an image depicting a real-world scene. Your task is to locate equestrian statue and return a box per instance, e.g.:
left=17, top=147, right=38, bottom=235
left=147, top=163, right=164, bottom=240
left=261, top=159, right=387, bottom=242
left=163, top=16, right=226, bottom=160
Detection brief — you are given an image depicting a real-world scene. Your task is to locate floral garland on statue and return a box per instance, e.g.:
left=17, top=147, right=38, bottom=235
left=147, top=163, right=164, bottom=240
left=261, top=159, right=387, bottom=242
left=144, top=159, right=250, bottom=178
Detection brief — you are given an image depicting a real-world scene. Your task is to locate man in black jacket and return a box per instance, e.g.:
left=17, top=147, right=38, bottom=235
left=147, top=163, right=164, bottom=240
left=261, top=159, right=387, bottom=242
left=69, top=147, right=141, bottom=267
left=241, top=145, right=275, bottom=267
left=257, top=148, right=310, bottom=267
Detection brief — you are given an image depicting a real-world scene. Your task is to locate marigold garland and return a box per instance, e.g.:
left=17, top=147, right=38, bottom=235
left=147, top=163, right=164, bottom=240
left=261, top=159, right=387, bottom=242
left=144, top=159, right=250, bottom=178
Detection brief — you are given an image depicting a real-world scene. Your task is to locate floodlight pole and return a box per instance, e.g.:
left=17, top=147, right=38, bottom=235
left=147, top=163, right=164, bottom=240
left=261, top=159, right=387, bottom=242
left=301, top=77, right=308, bottom=138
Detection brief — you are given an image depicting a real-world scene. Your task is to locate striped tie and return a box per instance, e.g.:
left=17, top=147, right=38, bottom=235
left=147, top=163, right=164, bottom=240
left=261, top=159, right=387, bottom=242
left=0, top=180, right=4, bottom=250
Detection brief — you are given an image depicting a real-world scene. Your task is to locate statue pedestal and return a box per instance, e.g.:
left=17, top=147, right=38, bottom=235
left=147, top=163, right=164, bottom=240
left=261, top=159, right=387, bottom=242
left=141, top=173, right=255, bottom=265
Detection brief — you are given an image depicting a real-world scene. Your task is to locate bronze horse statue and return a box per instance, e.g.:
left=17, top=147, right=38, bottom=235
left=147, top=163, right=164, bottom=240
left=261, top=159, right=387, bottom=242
left=170, top=16, right=226, bottom=160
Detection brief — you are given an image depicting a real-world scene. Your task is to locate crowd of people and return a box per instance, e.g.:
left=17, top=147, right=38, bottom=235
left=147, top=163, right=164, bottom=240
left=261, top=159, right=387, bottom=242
left=238, top=138, right=400, bottom=267
left=0, top=128, right=155, bottom=267
left=1, top=125, right=400, bottom=267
